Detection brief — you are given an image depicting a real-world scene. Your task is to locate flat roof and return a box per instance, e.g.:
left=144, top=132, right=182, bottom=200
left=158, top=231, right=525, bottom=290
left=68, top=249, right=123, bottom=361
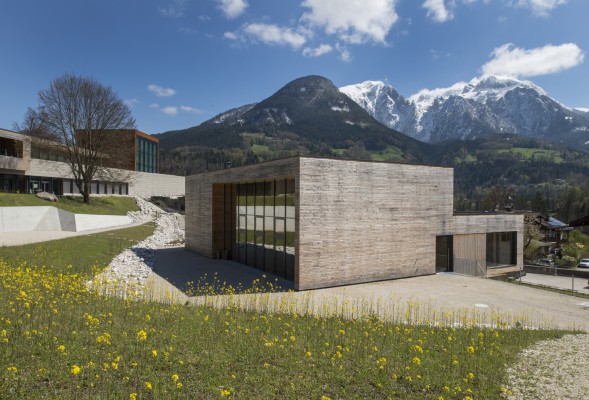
left=188, top=154, right=452, bottom=177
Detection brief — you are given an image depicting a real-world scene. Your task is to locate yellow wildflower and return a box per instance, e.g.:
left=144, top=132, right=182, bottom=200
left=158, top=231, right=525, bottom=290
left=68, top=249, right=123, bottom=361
left=137, top=330, right=147, bottom=341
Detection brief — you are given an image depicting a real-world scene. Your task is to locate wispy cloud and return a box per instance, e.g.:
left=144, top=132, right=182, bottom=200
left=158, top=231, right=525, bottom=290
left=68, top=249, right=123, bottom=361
left=124, top=98, right=139, bottom=107
left=301, top=0, right=398, bottom=45
left=302, top=44, right=333, bottom=57
left=161, top=106, right=178, bottom=116
left=512, top=0, right=568, bottom=17
left=423, top=0, right=454, bottom=22
left=481, top=42, right=584, bottom=78
left=227, top=23, right=307, bottom=49
left=148, top=84, right=177, bottom=97
left=336, top=43, right=352, bottom=62
left=159, top=0, right=186, bottom=18
left=157, top=105, right=205, bottom=116
left=217, top=0, right=248, bottom=19
left=180, top=105, right=205, bottom=114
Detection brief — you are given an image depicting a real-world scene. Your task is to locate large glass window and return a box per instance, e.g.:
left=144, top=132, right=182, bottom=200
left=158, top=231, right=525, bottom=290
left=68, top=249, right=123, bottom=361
left=233, top=178, right=295, bottom=281
left=135, top=136, right=158, bottom=173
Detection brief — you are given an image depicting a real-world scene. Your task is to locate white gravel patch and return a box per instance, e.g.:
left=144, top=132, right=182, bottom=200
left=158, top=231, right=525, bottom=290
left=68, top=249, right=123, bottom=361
left=506, top=334, right=589, bottom=399
left=88, top=197, right=184, bottom=295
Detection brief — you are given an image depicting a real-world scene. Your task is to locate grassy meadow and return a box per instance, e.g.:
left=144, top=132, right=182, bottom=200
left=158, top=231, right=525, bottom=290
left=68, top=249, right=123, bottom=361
left=0, top=193, right=139, bottom=215
left=0, top=215, right=577, bottom=399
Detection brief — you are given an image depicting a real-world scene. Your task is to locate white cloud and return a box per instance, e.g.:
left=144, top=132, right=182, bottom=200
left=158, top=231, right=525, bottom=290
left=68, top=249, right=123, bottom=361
left=302, top=44, right=333, bottom=57
left=423, top=0, right=454, bottom=22
left=513, top=0, right=568, bottom=17
left=336, top=43, right=352, bottom=62
left=161, top=106, right=178, bottom=116
left=217, top=0, right=248, bottom=19
left=241, top=23, right=307, bottom=49
left=148, top=103, right=160, bottom=108
left=301, top=0, right=398, bottom=44
left=481, top=43, right=584, bottom=78
left=124, top=98, right=139, bottom=107
left=224, top=31, right=239, bottom=40
left=148, top=84, right=177, bottom=97
left=159, top=0, right=186, bottom=18
left=180, top=105, right=205, bottom=114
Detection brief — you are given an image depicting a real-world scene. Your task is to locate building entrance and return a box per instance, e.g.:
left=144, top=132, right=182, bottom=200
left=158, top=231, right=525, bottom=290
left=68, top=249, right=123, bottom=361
left=435, top=235, right=453, bottom=272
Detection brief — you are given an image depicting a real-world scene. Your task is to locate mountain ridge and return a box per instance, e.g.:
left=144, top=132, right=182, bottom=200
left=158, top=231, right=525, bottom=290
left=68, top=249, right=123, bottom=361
left=340, top=75, right=589, bottom=146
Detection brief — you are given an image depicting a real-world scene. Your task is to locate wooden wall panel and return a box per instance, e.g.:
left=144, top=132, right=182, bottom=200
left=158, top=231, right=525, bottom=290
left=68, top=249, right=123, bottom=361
left=453, top=233, right=487, bottom=270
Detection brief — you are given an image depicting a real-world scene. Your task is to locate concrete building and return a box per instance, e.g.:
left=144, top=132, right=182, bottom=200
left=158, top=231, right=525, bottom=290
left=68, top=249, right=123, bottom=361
left=186, top=156, right=523, bottom=290
left=0, top=128, right=184, bottom=197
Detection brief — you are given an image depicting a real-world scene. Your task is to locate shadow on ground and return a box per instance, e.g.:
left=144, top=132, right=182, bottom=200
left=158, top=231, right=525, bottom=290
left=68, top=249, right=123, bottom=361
left=152, top=246, right=294, bottom=295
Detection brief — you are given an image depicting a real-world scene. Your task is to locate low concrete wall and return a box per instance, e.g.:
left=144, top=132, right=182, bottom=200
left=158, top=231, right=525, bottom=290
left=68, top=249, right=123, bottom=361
left=0, top=206, right=131, bottom=232
left=74, top=213, right=131, bottom=231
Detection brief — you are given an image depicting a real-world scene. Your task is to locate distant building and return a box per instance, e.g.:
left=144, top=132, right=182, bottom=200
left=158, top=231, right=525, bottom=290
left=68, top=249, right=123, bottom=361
left=186, top=156, right=523, bottom=290
left=0, top=128, right=183, bottom=197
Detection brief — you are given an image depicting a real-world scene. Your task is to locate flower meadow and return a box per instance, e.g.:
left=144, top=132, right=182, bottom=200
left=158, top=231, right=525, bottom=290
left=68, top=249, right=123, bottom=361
left=0, top=256, right=573, bottom=400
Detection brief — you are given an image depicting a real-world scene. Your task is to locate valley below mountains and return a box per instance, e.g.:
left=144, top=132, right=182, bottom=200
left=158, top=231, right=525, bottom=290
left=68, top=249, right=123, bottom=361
left=156, top=75, right=589, bottom=221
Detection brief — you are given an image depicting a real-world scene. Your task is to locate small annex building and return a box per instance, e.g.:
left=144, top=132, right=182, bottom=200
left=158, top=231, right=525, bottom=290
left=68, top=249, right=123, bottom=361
left=186, top=156, right=523, bottom=290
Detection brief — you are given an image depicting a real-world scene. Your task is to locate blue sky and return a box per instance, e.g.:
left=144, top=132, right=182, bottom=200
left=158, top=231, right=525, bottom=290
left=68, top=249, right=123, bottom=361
left=1, top=0, right=587, bottom=134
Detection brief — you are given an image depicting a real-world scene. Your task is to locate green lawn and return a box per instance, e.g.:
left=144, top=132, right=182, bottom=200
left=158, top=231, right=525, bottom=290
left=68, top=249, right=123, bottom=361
left=370, top=146, right=404, bottom=162
left=0, top=223, right=155, bottom=277
left=496, top=147, right=563, bottom=163
left=251, top=144, right=271, bottom=154
left=0, top=193, right=139, bottom=215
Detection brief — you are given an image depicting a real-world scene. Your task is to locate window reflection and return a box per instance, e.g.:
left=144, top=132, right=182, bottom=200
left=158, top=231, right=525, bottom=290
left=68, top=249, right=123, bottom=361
left=233, top=178, right=295, bottom=281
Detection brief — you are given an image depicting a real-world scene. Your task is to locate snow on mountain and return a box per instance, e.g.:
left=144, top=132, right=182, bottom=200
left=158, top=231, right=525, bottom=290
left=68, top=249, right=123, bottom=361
left=340, top=75, right=589, bottom=146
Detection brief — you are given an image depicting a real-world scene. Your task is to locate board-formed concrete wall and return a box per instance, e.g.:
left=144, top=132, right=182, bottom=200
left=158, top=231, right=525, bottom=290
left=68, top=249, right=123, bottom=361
left=185, top=156, right=525, bottom=290
left=297, top=157, right=454, bottom=289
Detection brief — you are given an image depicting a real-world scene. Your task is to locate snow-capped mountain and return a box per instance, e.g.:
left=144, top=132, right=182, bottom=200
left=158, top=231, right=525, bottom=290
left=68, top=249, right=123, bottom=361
left=340, top=75, right=589, bottom=146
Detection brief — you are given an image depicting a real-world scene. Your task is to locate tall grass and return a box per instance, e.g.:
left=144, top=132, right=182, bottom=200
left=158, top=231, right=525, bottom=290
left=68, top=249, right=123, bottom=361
left=1, top=256, right=572, bottom=399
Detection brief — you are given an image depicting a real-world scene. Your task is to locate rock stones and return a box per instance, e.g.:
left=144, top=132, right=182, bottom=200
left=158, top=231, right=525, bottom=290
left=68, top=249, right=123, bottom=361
left=36, top=191, right=58, bottom=202
left=90, top=197, right=185, bottom=295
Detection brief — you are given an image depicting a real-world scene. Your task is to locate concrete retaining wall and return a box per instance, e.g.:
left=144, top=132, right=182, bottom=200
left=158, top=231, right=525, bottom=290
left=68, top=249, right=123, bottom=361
left=0, top=206, right=131, bottom=232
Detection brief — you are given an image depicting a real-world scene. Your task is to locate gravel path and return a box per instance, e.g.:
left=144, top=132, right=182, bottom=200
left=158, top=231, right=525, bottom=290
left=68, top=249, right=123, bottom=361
left=88, top=197, right=184, bottom=295
left=506, top=334, right=589, bottom=399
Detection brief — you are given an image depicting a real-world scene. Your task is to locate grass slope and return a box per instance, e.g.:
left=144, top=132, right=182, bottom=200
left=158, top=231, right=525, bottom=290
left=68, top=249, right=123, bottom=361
left=0, top=223, right=155, bottom=276
left=0, top=193, right=139, bottom=215
left=0, top=226, right=574, bottom=399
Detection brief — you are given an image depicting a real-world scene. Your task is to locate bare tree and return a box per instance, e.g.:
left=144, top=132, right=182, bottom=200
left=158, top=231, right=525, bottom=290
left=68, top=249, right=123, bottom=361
left=37, top=74, right=135, bottom=203
left=13, top=107, right=55, bottom=140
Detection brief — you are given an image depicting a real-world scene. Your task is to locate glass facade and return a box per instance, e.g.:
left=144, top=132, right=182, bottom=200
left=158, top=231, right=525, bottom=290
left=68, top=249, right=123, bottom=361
left=135, top=136, right=158, bottom=173
left=233, top=178, right=295, bottom=281
left=486, top=231, right=517, bottom=268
